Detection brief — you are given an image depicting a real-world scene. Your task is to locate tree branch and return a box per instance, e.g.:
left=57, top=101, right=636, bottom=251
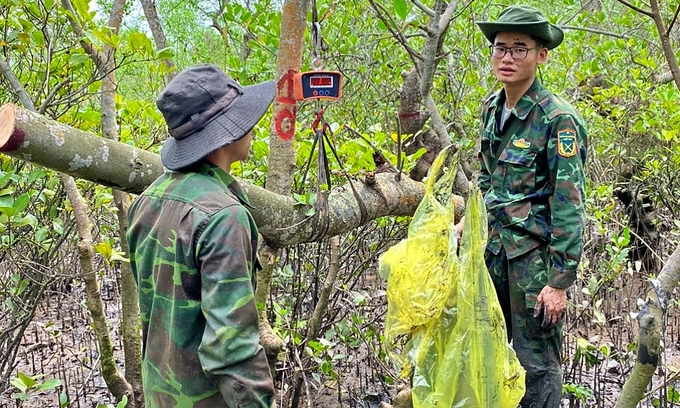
left=0, top=103, right=461, bottom=248
left=0, top=59, right=35, bottom=110
left=411, top=0, right=434, bottom=17
left=560, top=25, right=629, bottom=39
left=419, top=0, right=457, bottom=148
left=648, top=0, right=680, bottom=91
left=139, top=0, right=176, bottom=81
left=62, top=174, right=134, bottom=401
left=368, top=0, right=422, bottom=68
left=60, top=0, right=105, bottom=70
left=666, top=4, right=679, bottom=36
left=615, top=243, right=680, bottom=407
left=615, top=0, right=653, bottom=18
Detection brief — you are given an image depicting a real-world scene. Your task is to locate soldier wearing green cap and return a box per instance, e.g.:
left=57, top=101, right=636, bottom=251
left=474, top=5, right=587, bottom=407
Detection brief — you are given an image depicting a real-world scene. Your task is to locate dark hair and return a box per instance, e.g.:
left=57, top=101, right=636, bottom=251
left=531, top=35, right=545, bottom=48
left=175, top=160, right=206, bottom=173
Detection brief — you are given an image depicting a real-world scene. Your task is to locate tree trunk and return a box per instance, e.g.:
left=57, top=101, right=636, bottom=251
left=139, top=0, right=177, bottom=82
left=259, top=0, right=311, bottom=372
left=62, top=174, right=134, bottom=402
left=648, top=0, right=680, bottom=92
left=266, top=0, right=309, bottom=195
left=370, top=0, right=469, bottom=195
left=60, top=0, right=143, bottom=404
left=0, top=104, right=161, bottom=192
left=100, top=48, right=144, bottom=408
left=0, top=103, right=459, bottom=245
left=615, top=244, right=680, bottom=407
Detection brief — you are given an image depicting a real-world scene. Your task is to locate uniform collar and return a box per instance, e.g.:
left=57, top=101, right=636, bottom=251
left=491, top=78, right=544, bottom=120
left=198, top=162, right=253, bottom=208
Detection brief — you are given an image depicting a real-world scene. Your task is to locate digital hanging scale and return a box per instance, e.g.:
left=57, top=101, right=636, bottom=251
left=293, top=71, right=342, bottom=101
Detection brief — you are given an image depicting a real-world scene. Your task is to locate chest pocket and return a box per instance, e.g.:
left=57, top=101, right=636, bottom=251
left=497, top=147, right=537, bottom=195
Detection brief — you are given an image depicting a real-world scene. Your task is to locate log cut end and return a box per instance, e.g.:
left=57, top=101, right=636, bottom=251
left=0, top=104, right=21, bottom=152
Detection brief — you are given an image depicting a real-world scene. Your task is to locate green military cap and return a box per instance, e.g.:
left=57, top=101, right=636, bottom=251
left=476, top=5, right=564, bottom=50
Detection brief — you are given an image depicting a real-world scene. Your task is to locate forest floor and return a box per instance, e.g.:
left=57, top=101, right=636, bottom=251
left=2, top=269, right=680, bottom=408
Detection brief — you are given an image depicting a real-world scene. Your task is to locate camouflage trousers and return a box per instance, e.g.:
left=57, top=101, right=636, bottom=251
left=485, top=244, right=563, bottom=408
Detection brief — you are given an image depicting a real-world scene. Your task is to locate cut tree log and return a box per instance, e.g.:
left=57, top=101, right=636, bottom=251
left=0, top=103, right=464, bottom=247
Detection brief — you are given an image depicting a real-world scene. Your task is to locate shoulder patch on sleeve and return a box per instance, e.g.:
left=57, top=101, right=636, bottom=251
left=557, top=129, right=578, bottom=157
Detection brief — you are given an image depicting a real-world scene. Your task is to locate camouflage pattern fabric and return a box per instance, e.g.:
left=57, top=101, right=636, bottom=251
left=127, top=162, right=274, bottom=408
left=478, top=78, right=587, bottom=289
left=486, top=246, right=563, bottom=408
left=478, top=79, right=587, bottom=407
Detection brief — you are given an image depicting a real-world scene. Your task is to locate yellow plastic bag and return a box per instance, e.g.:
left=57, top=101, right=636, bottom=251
left=380, top=146, right=526, bottom=408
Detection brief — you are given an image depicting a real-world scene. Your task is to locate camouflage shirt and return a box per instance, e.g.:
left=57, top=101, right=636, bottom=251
left=478, top=79, right=587, bottom=289
left=127, top=162, right=274, bottom=408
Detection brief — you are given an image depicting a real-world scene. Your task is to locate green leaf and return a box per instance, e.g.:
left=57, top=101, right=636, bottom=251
left=11, top=214, right=38, bottom=228
left=0, top=194, right=13, bottom=207
left=52, top=219, right=64, bottom=235
left=0, top=194, right=14, bottom=216
left=70, top=0, right=93, bottom=22
left=111, top=251, right=130, bottom=263
left=26, top=168, right=47, bottom=184
left=10, top=377, right=25, bottom=392
left=59, top=392, right=69, bottom=407
left=116, top=395, right=128, bottom=408
left=394, top=0, right=408, bottom=19
left=35, top=226, right=48, bottom=243
left=89, top=28, right=119, bottom=48
left=94, top=242, right=112, bottom=259
left=16, top=372, right=35, bottom=390
left=13, top=193, right=30, bottom=213
left=156, top=47, right=174, bottom=60
left=34, top=378, right=62, bottom=392
left=70, top=54, right=90, bottom=66
left=11, top=392, right=31, bottom=401
left=5, top=297, right=14, bottom=312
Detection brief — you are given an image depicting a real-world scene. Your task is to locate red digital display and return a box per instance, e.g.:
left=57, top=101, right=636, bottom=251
left=309, top=76, right=333, bottom=88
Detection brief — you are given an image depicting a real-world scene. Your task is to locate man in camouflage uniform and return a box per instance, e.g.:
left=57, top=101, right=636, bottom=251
left=475, top=5, right=588, bottom=407
left=127, top=64, right=276, bottom=408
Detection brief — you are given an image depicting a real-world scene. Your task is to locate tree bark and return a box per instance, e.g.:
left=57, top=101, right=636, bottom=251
left=61, top=0, right=143, bottom=404
left=0, top=104, right=161, bottom=193
left=139, top=0, right=177, bottom=82
left=258, top=0, right=311, bottom=370
left=648, top=0, right=680, bottom=92
left=62, top=174, right=134, bottom=402
left=266, top=0, right=309, bottom=194
left=615, top=244, right=680, bottom=407
left=0, top=103, right=460, bottom=245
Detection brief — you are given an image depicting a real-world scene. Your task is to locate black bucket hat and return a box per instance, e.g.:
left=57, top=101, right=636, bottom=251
left=476, top=5, right=564, bottom=50
left=157, top=64, right=275, bottom=171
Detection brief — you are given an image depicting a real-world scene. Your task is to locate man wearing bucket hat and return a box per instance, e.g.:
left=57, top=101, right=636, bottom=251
left=475, top=5, right=587, bottom=407
left=127, top=64, right=276, bottom=408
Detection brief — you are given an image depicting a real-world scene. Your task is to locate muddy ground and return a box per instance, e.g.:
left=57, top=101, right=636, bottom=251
left=2, top=267, right=680, bottom=408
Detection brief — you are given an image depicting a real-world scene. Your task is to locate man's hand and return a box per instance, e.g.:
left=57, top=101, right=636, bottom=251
left=534, top=285, right=567, bottom=328
left=454, top=216, right=465, bottom=241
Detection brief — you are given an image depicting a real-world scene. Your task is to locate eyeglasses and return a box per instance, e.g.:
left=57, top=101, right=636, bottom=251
left=489, top=45, right=541, bottom=60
